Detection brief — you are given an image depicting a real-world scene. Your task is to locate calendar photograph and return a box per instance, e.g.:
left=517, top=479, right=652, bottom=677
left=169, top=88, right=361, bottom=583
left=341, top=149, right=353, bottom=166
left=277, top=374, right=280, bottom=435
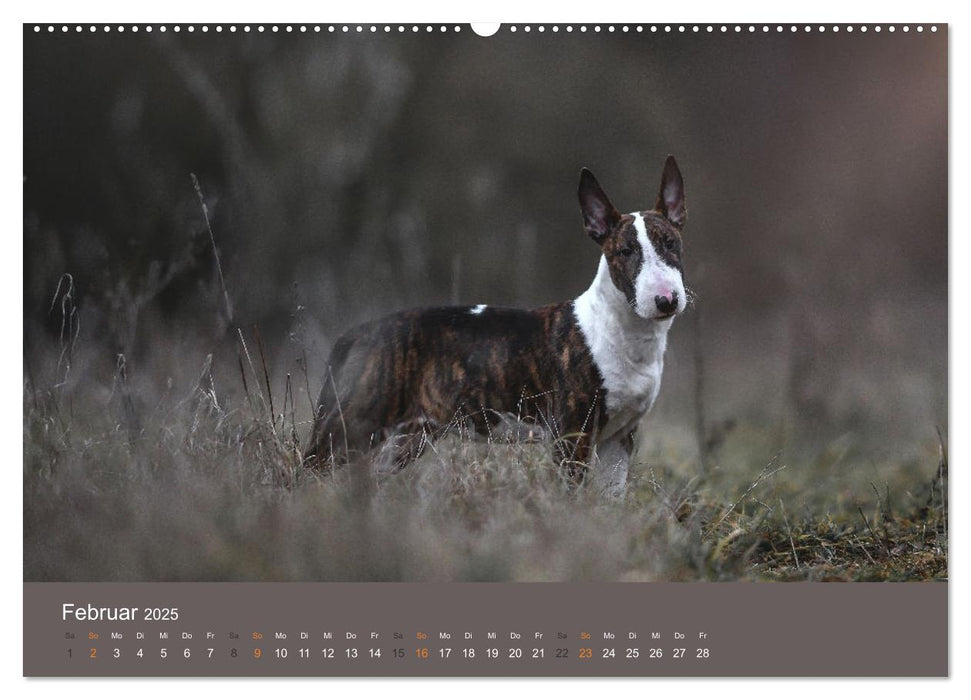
left=24, top=22, right=947, bottom=591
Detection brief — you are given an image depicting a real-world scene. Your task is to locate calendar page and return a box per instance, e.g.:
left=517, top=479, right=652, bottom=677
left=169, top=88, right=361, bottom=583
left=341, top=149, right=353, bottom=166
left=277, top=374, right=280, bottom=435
left=22, top=21, right=947, bottom=678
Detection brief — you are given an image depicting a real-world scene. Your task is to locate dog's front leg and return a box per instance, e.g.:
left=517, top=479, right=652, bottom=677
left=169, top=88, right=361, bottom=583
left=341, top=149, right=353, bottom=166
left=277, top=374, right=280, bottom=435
left=555, top=431, right=591, bottom=485
left=589, top=431, right=634, bottom=496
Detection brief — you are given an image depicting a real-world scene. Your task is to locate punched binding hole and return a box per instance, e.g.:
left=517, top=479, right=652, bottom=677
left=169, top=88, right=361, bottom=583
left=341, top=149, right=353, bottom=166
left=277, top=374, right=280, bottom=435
left=471, top=23, right=500, bottom=37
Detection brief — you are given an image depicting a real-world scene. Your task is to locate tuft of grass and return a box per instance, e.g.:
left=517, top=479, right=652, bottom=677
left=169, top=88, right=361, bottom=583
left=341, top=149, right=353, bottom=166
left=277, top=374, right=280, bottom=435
left=23, top=336, right=947, bottom=583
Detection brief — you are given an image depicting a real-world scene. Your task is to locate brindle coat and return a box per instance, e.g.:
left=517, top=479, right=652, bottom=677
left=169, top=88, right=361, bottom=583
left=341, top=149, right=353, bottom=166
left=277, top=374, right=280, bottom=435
left=305, top=158, right=686, bottom=484
left=305, top=302, right=605, bottom=480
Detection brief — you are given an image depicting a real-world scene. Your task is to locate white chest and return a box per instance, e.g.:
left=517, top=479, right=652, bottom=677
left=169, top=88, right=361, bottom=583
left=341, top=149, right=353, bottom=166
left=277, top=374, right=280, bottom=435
left=596, top=345, right=665, bottom=441
left=572, top=256, right=672, bottom=443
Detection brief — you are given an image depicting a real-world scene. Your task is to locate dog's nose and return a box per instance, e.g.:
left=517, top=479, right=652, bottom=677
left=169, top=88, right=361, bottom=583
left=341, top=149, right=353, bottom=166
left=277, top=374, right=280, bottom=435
left=654, top=290, right=679, bottom=315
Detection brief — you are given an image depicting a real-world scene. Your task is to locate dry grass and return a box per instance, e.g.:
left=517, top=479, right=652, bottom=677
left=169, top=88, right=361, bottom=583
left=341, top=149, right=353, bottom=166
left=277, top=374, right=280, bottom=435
left=22, top=332, right=947, bottom=583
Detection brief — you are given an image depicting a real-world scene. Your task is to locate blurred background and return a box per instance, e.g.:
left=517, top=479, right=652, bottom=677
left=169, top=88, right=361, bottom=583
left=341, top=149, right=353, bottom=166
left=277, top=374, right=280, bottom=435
left=24, top=25, right=947, bottom=470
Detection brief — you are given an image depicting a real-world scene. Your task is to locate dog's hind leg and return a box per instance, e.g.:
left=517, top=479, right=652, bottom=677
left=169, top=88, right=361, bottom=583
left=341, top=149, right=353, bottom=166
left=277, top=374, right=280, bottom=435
left=371, top=422, right=432, bottom=479
left=304, top=333, right=394, bottom=470
left=305, top=396, right=395, bottom=472
left=303, top=406, right=350, bottom=470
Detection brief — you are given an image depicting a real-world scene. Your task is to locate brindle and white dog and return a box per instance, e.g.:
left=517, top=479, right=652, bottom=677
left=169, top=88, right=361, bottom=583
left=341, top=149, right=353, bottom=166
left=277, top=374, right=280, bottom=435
left=305, top=157, right=687, bottom=493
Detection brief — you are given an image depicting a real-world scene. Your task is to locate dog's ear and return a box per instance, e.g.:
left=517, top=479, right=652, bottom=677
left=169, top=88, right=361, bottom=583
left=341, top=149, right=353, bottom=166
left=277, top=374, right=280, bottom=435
left=578, top=168, right=620, bottom=244
left=655, top=156, right=686, bottom=229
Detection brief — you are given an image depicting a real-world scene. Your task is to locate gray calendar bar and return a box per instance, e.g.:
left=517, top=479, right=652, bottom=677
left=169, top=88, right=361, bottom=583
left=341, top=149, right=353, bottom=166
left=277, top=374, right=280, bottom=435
left=24, top=582, right=947, bottom=677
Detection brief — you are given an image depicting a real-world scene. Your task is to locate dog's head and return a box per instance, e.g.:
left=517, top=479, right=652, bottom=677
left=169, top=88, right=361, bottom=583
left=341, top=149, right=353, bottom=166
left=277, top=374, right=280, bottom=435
left=578, top=157, right=687, bottom=321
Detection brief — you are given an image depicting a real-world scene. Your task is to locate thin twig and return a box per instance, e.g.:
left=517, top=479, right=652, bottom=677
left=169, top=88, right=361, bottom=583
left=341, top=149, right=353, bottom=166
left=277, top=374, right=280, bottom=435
left=236, top=346, right=253, bottom=413
left=49, top=272, right=79, bottom=384
left=647, top=468, right=683, bottom=520
left=779, top=498, right=800, bottom=569
left=285, top=373, right=299, bottom=456
left=713, top=455, right=787, bottom=530
left=328, top=365, right=349, bottom=463
left=870, top=481, right=894, bottom=524
left=237, top=328, right=272, bottom=426
left=254, top=325, right=276, bottom=429
left=855, top=538, right=879, bottom=566
left=191, top=173, right=234, bottom=326
left=857, top=505, right=891, bottom=557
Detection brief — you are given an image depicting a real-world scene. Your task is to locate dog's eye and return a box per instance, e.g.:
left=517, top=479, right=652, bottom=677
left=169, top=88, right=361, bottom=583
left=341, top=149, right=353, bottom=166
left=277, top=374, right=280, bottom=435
left=663, top=237, right=678, bottom=252
left=619, top=245, right=634, bottom=256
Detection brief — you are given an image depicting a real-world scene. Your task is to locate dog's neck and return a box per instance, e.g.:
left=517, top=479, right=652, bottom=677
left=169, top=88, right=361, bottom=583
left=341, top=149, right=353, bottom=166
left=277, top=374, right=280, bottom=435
left=572, top=255, right=673, bottom=431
